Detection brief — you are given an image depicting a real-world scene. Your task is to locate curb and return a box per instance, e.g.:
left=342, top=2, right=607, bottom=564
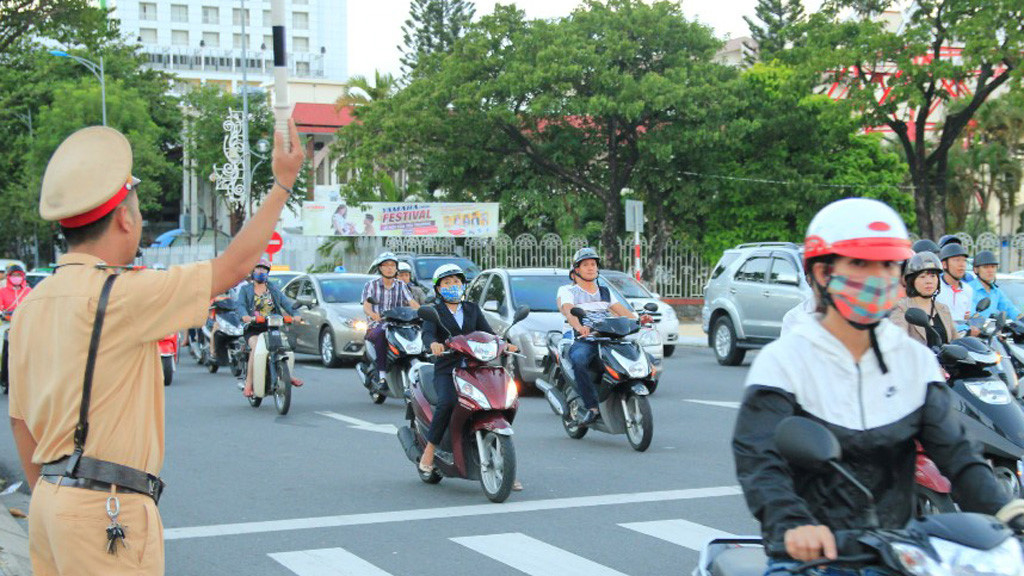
left=0, top=494, right=30, bottom=576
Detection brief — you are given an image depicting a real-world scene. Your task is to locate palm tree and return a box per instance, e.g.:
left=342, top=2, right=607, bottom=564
left=335, top=70, right=399, bottom=110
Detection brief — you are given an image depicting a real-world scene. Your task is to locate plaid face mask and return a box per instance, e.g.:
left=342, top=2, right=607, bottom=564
left=826, top=273, right=901, bottom=325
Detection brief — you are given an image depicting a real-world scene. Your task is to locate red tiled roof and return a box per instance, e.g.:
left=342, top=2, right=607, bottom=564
left=291, top=103, right=357, bottom=134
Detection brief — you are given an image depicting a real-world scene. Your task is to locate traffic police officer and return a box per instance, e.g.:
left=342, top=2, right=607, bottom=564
left=8, top=121, right=305, bottom=575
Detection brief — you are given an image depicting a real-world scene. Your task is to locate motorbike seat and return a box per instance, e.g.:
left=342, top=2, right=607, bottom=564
left=710, top=547, right=767, bottom=576
left=419, top=364, right=438, bottom=406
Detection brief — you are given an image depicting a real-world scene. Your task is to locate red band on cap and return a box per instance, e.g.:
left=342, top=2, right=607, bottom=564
left=58, top=183, right=131, bottom=228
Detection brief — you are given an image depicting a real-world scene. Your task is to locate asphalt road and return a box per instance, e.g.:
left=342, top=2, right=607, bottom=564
left=0, top=344, right=762, bottom=576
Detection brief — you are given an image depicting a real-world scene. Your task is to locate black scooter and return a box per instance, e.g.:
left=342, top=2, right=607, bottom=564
left=905, top=305, right=1024, bottom=500
left=201, top=296, right=246, bottom=376
left=535, top=304, right=658, bottom=452
left=693, top=416, right=1024, bottom=576
left=356, top=296, right=424, bottom=405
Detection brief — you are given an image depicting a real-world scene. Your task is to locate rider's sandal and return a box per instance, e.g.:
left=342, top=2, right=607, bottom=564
left=243, top=388, right=254, bottom=398
left=418, top=462, right=435, bottom=474
left=291, top=377, right=304, bottom=387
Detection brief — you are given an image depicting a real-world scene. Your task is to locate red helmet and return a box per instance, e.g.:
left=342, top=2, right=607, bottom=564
left=803, top=198, right=913, bottom=265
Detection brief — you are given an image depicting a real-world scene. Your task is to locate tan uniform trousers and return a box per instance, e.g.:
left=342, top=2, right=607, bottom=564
left=29, top=478, right=164, bottom=576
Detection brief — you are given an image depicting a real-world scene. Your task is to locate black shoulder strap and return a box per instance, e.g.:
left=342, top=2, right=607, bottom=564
left=66, top=273, right=118, bottom=476
left=599, top=284, right=611, bottom=302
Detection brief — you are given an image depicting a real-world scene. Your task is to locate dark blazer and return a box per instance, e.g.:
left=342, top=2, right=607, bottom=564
left=235, top=281, right=294, bottom=317
left=422, top=301, right=494, bottom=371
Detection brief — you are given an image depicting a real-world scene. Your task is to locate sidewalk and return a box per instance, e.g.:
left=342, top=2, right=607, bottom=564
left=0, top=491, right=29, bottom=576
left=676, top=322, right=706, bottom=348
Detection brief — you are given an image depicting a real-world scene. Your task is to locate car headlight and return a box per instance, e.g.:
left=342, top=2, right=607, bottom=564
left=531, top=331, right=548, bottom=347
left=930, top=536, right=1024, bottom=576
left=966, top=381, right=1014, bottom=405
left=455, top=375, right=491, bottom=409
left=467, top=339, right=498, bottom=362
left=342, top=318, right=369, bottom=332
left=638, top=329, right=661, bottom=347
left=505, top=377, right=518, bottom=407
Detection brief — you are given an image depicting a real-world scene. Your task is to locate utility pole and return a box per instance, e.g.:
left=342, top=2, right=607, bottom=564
left=239, top=0, right=252, bottom=218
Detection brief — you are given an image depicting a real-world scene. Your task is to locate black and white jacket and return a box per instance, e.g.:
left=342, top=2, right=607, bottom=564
left=733, top=317, right=1008, bottom=558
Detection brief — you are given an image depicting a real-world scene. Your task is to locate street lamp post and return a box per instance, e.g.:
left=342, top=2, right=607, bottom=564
left=239, top=0, right=253, bottom=217
left=49, top=50, right=106, bottom=126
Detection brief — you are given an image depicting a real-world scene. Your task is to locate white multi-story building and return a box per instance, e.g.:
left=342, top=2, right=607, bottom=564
left=103, top=0, right=348, bottom=90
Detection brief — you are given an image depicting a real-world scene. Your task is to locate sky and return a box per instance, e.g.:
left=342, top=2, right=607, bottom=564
left=346, top=0, right=825, bottom=80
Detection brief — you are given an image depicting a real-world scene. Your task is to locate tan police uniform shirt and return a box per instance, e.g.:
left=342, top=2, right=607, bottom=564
left=8, top=253, right=212, bottom=476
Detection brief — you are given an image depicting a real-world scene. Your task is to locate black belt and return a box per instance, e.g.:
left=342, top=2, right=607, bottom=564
left=41, top=455, right=164, bottom=504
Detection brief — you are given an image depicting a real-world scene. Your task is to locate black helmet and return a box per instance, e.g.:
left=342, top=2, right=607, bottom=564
left=912, top=239, right=940, bottom=254
left=939, top=242, right=968, bottom=261
left=938, top=234, right=963, bottom=248
left=6, top=264, right=25, bottom=275
left=973, top=250, right=999, bottom=267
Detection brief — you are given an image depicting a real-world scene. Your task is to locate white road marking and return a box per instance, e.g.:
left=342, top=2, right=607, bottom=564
left=452, top=532, right=629, bottom=576
left=683, top=399, right=740, bottom=409
left=165, top=485, right=741, bottom=541
left=316, top=411, right=399, bottom=434
left=619, top=519, right=736, bottom=551
left=269, top=547, right=394, bottom=576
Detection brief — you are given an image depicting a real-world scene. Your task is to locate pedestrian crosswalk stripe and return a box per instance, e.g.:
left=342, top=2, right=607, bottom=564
left=452, top=532, right=630, bottom=576
left=683, top=399, right=740, bottom=409
left=269, top=547, right=394, bottom=576
left=619, top=519, right=737, bottom=551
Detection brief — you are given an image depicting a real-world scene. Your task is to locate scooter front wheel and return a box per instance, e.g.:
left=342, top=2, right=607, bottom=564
left=625, top=394, right=653, bottom=452
left=479, top=433, right=516, bottom=503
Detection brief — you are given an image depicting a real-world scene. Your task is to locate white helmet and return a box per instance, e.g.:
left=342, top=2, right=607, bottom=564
left=398, top=261, right=412, bottom=273
left=433, top=264, right=466, bottom=287
left=370, top=252, right=399, bottom=275
left=803, top=198, right=913, bottom=267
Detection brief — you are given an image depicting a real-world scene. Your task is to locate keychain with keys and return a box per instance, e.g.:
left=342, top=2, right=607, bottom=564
left=105, top=495, right=129, bottom=555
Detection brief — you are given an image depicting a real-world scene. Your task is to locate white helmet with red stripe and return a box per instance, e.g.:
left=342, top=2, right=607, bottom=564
left=803, top=198, right=913, bottom=266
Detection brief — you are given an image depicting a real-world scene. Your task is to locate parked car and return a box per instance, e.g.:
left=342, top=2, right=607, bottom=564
left=0, top=259, right=26, bottom=273
left=269, top=269, right=302, bottom=291
left=25, top=271, right=51, bottom=288
left=996, top=273, right=1024, bottom=312
left=281, top=273, right=373, bottom=367
left=702, top=242, right=811, bottom=366
left=466, top=268, right=663, bottom=387
left=378, top=253, right=482, bottom=294
left=601, top=270, right=681, bottom=357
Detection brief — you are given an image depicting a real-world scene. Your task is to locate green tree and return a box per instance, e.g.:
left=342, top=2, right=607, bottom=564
left=399, top=0, right=476, bottom=75
left=947, top=90, right=1024, bottom=233
left=801, top=0, right=1024, bottom=239
left=743, top=0, right=805, bottom=63
left=0, top=0, right=100, bottom=56
left=340, top=0, right=727, bottom=268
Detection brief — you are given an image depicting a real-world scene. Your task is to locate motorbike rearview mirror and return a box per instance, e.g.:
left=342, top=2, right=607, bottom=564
left=903, top=307, right=930, bottom=328
left=570, top=307, right=587, bottom=320
left=774, top=416, right=841, bottom=470
left=774, top=417, right=879, bottom=528
left=977, top=297, right=991, bottom=312
left=417, top=306, right=441, bottom=325
left=643, top=302, right=658, bottom=312
left=940, top=344, right=969, bottom=364
left=512, top=305, right=530, bottom=324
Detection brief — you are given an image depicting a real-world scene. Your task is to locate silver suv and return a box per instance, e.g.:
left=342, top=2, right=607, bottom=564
left=701, top=242, right=811, bottom=366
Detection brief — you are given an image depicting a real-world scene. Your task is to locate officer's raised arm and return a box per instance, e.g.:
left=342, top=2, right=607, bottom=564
left=210, top=119, right=305, bottom=297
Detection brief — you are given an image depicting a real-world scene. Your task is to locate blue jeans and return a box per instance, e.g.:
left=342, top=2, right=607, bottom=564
left=765, top=560, right=895, bottom=576
left=568, top=340, right=600, bottom=410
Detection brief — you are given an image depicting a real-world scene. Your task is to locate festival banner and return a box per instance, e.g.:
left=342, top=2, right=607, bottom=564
left=301, top=202, right=500, bottom=237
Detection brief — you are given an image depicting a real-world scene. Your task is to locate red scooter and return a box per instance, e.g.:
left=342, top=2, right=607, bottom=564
left=398, top=304, right=529, bottom=503
left=159, top=332, right=179, bottom=386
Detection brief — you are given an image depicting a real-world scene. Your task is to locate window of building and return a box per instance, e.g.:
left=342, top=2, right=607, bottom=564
left=293, top=36, right=309, bottom=53
left=262, top=10, right=272, bottom=25
left=296, top=61, right=310, bottom=76
left=139, top=2, right=157, bottom=21
left=171, top=30, right=189, bottom=46
left=232, top=8, right=250, bottom=26
left=139, top=28, right=158, bottom=44
left=202, top=6, right=219, bottom=24
left=233, top=34, right=249, bottom=50
left=294, top=0, right=308, bottom=5
left=202, top=32, right=219, bottom=48
left=293, top=12, right=309, bottom=30
left=170, top=4, right=188, bottom=23
left=262, top=35, right=272, bottom=50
